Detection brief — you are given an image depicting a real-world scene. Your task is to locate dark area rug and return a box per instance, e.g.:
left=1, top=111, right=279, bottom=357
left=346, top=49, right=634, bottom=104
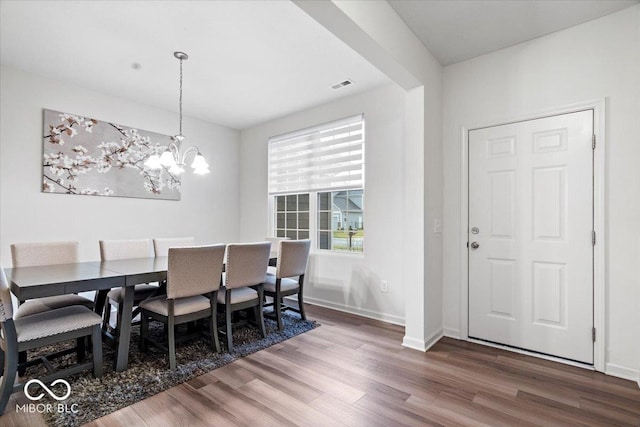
left=21, top=312, right=317, bottom=427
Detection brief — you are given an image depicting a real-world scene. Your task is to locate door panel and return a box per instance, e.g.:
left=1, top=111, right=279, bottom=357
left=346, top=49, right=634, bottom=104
left=468, top=110, right=593, bottom=364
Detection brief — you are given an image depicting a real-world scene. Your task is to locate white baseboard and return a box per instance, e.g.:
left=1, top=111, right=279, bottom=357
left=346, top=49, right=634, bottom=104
left=402, top=336, right=427, bottom=351
left=301, top=296, right=405, bottom=325
left=443, top=328, right=461, bottom=339
left=606, top=362, right=640, bottom=387
left=402, top=329, right=443, bottom=352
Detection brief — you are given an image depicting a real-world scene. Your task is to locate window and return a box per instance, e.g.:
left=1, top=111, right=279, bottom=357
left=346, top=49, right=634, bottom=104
left=274, top=193, right=309, bottom=240
left=318, top=189, right=364, bottom=252
left=268, top=115, right=365, bottom=253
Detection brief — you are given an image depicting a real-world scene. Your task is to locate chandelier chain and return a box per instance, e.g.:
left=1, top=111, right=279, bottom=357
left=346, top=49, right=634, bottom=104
left=143, top=51, right=208, bottom=175
left=178, top=56, right=183, bottom=137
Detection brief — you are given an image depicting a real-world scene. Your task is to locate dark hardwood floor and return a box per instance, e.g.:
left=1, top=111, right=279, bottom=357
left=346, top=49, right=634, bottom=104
left=3, top=304, right=639, bottom=426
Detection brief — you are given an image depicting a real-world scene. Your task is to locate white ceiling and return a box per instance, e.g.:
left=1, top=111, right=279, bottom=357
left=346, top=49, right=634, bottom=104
left=0, top=0, right=390, bottom=130
left=1, top=1, right=637, bottom=130
left=389, top=0, right=639, bottom=66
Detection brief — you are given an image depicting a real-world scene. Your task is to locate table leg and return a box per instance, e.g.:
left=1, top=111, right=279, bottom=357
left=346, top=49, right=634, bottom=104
left=115, top=285, right=134, bottom=372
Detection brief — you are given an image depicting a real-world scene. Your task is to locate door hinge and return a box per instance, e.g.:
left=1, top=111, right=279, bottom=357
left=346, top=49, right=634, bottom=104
left=592, top=230, right=596, bottom=246
left=592, top=327, right=596, bottom=342
left=592, top=134, right=596, bottom=150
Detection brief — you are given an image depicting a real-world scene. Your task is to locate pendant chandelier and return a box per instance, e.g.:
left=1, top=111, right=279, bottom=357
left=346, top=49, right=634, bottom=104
left=145, top=51, right=209, bottom=175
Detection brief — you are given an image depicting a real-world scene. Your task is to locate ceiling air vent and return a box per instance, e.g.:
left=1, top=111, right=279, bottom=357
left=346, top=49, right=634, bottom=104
left=331, top=79, right=354, bottom=90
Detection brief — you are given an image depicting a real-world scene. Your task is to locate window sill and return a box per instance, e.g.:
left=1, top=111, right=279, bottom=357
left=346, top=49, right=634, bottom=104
left=311, top=250, right=365, bottom=259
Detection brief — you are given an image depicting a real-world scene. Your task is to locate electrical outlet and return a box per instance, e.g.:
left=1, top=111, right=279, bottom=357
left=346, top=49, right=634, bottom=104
left=381, top=280, right=388, bottom=293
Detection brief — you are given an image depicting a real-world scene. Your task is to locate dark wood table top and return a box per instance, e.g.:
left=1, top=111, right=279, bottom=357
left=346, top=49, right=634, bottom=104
left=99, top=257, right=169, bottom=285
left=7, top=254, right=277, bottom=298
left=6, top=261, right=125, bottom=300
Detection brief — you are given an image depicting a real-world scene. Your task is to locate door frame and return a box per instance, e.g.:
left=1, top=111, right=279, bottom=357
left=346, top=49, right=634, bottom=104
left=459, top=99, right=606, bottom=372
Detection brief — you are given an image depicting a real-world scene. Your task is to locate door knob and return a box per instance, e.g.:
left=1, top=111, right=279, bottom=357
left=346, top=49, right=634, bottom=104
left=470, top=241, right=480, bottom=249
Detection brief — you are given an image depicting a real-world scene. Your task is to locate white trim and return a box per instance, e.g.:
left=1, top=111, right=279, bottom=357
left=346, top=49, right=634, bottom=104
left=402, top=336, right=427, bottom=351
left=467, top=338, right=595, bottom=371
left=459, top=125, right=469, bottom=340
left=303, top=296, right=404, bottom=325
left=591, top=98, right=606, bottom=373
left=605, top=363, right=640, bottom=386
left=443, top=328, right=461, bottom=339
left=402, top=329, right=443, bottom=352
left=460, top=99, right=606, bottom=371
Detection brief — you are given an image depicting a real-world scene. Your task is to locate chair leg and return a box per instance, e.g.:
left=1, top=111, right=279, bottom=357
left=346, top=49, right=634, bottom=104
left=0, top=356, right=18, bottom=415
left=257, top=285, right=267, bottom=337
left=140, top=312, right=148, bottom=352
left=297, top=291, right=306, bottom=320
left=102, top=300, right=112, bottom=332
left=257, top=305, right=266, bottom=338
left=210, top=303, right=220, bottom=354
left=275, top=293, right=283, bottom=332
left=92, top=325, right=103, bottom=378
left=226, top=304, right=233, bottom=352
left=0, top=348, right=17, bottom=416
left=168, top=317, right=176, bottom=371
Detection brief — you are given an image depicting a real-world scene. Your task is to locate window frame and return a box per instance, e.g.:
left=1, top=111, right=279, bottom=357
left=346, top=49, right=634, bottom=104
left=267, top=114, right=365, bottom=254
left=269, top=187, right=365, bottom=255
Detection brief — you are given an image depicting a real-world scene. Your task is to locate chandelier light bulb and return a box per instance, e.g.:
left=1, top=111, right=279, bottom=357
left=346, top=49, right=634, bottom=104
left=191, top=153, right=208, bottom=169
left=193, top=165, right=210, bottom=175
left=159, top=151, right=176, bottom=167
left=168, top=164, right=185, bottom=175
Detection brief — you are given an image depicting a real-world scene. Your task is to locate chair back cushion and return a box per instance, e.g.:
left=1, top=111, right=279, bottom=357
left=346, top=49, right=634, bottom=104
left=99, top=239, right=154, bottom=261
left=167, top=245, right=225, bottom=299
left=153, top=237, right=195, bottom=258
left=277, top=240, right=311, bottom=279
left=225, top=242, right=271, bottom=290
left=0, top=266, right=13, bottom=321
left=11, top=241, right=79, bottom=267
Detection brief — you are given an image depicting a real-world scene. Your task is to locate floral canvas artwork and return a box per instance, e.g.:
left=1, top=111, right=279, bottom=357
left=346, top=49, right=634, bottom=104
left=42, top=109, right=181, bottom=200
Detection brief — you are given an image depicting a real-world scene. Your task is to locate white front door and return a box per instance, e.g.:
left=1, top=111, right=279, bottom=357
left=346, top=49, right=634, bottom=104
left=468, top=110, right=594, bottom=364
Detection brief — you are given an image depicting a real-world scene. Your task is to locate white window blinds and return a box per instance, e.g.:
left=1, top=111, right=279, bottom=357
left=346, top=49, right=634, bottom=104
left=268, top=114, right=364, bottom=195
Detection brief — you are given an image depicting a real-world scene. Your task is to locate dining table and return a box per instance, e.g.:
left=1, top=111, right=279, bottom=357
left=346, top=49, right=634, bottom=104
left=5, top=253, right=277, bottom=372
left=6, top=257, right=169, bottom=372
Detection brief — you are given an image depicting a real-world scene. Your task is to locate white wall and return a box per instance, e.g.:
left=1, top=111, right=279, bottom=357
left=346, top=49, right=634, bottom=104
left=239, top=83, right=406, bottom=324
left=0, top=66, right=241, bottom=265
left=442, top=6, right=640, bottom=379
left=296, top=0, right=443, bottom=350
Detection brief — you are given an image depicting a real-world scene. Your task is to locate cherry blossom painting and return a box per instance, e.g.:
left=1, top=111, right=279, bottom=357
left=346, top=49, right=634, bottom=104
left=42, top=109, right=180, bottom=200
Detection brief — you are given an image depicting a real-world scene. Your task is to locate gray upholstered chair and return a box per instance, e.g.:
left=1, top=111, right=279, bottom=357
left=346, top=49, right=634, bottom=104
left=99, top=239, right=159, bottom=337
left=264, top=237, right=288, bottom=275
left=0, top=266, right=102, bottom=415
left=10, top=241, right=94, bottom=314
left=139, top=245, right=225, bottom=370
left=153, top=237, right=195, bottom=258
left=263, top=239, right=311, bottom=331
left=219, top=242, right=271, bottom=352
left=11, top=241, right=94, bottom=373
